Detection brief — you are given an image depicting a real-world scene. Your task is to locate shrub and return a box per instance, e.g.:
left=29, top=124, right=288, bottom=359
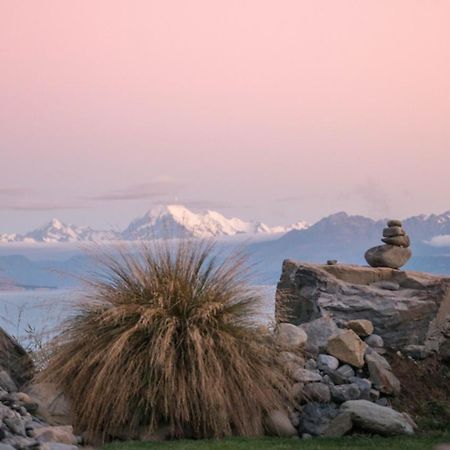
left=40, top=240, right=292, bottom=442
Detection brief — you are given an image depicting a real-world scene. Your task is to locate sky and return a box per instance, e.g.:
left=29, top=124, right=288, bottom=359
left=1, top=0, right=449, bottom=233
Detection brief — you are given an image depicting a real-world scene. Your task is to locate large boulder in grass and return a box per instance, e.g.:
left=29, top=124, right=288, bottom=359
left=276, top=260, right=450, bottom=357
left=0, top=328, right=34, bottom=388
left=341, top=400, right=415, bottom=435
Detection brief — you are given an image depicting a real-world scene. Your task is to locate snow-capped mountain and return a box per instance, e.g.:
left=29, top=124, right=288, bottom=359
left=0, top=219, right=120, bottom=243
left=0, top=205, right=309, bottom=243
left=122, top=204, right=306, bottom=239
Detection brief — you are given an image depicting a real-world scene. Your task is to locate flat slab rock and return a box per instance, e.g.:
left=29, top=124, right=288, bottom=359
left=276, top=260, right=450, bottom=357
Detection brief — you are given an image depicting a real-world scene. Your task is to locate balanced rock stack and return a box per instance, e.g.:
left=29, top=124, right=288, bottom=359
left=364, top=219, right=412, bottom=269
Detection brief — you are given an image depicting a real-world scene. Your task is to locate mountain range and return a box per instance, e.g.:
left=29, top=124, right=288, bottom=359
left=0, top=205, right=308, bottom=243
left=0, top=208, right=449, bottom=288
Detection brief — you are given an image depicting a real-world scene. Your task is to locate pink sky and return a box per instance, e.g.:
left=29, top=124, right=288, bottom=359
left=1, top=1, right=449, bottom=232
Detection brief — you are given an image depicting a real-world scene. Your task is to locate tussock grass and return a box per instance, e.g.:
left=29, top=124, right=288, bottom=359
left=40, top=240, right=291, bottom=442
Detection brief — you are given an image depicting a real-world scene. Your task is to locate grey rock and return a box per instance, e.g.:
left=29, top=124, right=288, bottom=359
left=383, top=227, right=405, bottom=238
left=330, top=384, right=361, bottom=403
left=301, top=433, right=312, bottom=439
left=387, top=219, right=402, bottom=227
left=0, top=371, right=17, bottom=393
left=371, top=281, right=400, bottom=291
left=327, top=260, right=338, bottom=265
left=382, top=235, right=410, bottom=248
left=299, top=402, right=339, bottom=436
left=303, top=383, right=331, bottom=403
left=0, top=329, right=34, bottom=388
left=349, top=377, right=372, bottom=400
left=322, top=412, right=353, bottom=437
left=317, top=354, right=339, bottom=372
left=0, top=444, right=16, bottom=450
left=4, top=415, right=27, bottom=437
left=365, top=351, right=401, bottom=396
left=365, top=245, right=412, bottom=269
left=299, top=317, right=339, bottom=354
left=336, top=364, right=355, bottom=379
left=341, top=400, right=414, bottom=435
left=276, top=261, right=450, bottom=355
left=365, top=334, right=384, bottom=348
left=293, top=368, right=322, bottom=383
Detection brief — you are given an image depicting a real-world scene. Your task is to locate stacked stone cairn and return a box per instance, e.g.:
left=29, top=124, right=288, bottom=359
left=268, top=317, right=416, bottom=438
left=365, top=219, right=412, bottom=269
left=0, top=328, right=79, bottom=450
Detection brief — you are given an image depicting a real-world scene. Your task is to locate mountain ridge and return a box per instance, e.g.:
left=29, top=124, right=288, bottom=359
left=0, top=204, right=309, bottom=243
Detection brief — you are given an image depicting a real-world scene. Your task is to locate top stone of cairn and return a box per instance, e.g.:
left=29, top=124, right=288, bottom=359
left=387, top=219, right=402, bottom=227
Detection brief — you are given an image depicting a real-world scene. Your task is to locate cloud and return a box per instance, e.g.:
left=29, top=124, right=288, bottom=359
left=89, top=179, right=181, bottom=202
left=0, top=202, right=86, bottom=211
left=426, top=235, right=450, bottom=247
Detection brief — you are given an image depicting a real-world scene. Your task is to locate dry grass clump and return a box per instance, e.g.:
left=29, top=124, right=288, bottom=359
left=40, top=240, right=291, bottom=442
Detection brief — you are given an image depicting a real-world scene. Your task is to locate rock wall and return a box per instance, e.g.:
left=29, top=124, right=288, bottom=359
left=276, top=260, right=450, bottom=359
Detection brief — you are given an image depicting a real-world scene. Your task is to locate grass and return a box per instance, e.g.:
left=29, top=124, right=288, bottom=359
left=103, top=435, right=450, bottom=450
left=39, top=240, right=292, bottom=442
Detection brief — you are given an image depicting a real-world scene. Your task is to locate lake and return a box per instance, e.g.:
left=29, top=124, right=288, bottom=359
left=0, top=286, right=276, bottom=347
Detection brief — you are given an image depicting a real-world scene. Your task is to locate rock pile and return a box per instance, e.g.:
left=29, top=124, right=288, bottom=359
left=271, top=317, right=415, bottom=438
left=276, top=260, right=450, bottom=360
left=364, top=219, right=411, bottom=269
left=0, top=328, right=78, bottom=450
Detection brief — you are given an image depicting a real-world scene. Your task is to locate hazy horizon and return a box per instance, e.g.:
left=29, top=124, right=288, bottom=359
left=1, top=1, right=449, bottom=233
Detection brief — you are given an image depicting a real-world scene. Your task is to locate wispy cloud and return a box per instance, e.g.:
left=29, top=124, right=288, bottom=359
left=0, top=202, right=86, bottom=211
left=88, top=178, right=181, bottom=202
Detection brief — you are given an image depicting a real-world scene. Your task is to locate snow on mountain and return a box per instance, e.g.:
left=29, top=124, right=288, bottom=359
left=0, top=205, right=309, bottom=243
left=0, top=233, right=17, bottom=243
left=122, top=204, right=297, bottom=239
left=10, top=219, right=120, bottom=243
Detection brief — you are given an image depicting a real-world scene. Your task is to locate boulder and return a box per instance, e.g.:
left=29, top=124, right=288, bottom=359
left=299, top=317, right=339, bottom=354
left=299, top=402, right=339, bottom=436
left=0, top=328, right=34, bottom=388
left=276, top=260, right=450, bottom=356
left=346, top=320, right=374, bottom=337
left=327, top=330, right=367, bottom=368
left=24, top=383, right=72, bottom=426
left=32, top=425, right=77, bottom=445
left=266, top=410, right=297, bottom=437
left=341, top=400, right=414, bottom=435
left=276, top=323, right=307, bottom=350
left=317, top=354, right=339, bottom=372
left=365, top=351, right=401, bottom=396
left=293, top=368, right=322, bottom=383
left=303, top=383, right=331, bottom=403
left=330, top=384, right=361, bottom=403
left=387, top=219, right=402, bottom=227
left=365, top=334, right=384, bottom=348
left=322, top=412, right=353, bottom=437
left=365, top=245, right=411, bottom=269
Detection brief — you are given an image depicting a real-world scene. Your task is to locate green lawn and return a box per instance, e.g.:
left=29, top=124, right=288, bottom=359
left=104, top=435, right=450, bottom=450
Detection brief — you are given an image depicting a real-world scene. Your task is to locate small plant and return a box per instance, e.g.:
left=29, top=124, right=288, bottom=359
left=40, top=240, right=292, bottom=442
